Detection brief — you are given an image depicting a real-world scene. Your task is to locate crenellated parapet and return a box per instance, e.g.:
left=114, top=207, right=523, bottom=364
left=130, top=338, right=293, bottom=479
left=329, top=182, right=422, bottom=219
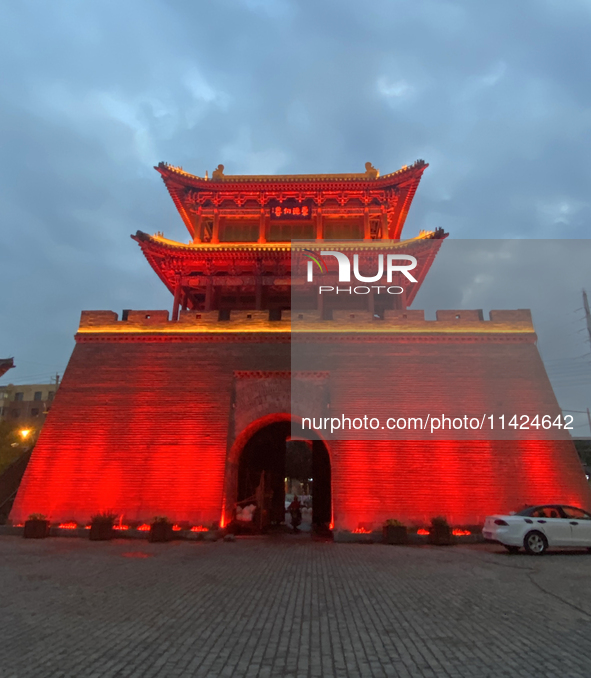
left=76, top=308, right=535, bottom=340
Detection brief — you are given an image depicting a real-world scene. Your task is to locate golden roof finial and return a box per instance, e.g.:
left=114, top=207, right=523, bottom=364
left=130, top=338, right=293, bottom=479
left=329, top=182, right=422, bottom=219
left=365, top=162, right=379, bottom=179
left=212, top=164, right=225, bottom=180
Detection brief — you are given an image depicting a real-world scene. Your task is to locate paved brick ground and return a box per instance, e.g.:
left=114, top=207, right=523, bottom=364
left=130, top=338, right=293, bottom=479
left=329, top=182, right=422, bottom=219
left=1, top=536, right=591, bottom=678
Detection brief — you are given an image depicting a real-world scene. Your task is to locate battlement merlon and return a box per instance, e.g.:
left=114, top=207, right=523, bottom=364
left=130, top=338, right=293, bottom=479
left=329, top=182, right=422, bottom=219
left=76, top=309, right=536, bottom=339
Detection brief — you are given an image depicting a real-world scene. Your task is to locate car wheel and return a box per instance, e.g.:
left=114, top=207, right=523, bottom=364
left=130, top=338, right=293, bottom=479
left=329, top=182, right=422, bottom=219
left=524, top=531, right=548, bottom=555
left=504, top=545, right=520, bottom=554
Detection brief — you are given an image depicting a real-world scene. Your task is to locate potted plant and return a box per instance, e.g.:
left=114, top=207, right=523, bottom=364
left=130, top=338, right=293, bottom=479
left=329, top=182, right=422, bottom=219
left=90, top=512, right=117, bottom=541
left=428, top=516, right=454, bottom=545
left=149, top=516, right=173, bottom=543
left=24, top=513, right=49, bottom=539
left=382, top=519, right=408, bottom=545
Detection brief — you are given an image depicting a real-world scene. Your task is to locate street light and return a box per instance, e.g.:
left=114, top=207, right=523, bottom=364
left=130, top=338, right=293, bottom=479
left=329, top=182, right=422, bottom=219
left=11, top=429, right=34, bottom=448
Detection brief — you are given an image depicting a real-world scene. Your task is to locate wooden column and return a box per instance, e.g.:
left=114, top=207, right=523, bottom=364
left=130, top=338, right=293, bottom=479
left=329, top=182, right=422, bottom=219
left=381, top=209, right=389, bottom=240
left=316, top=208, right=323, bottom=240
left=368, top=292, right=375, bottom=317
left=172, top=277, right=182, bottom=321
left=181, top=291, right=188, bottom=312
left=255, top=277, right=263, bottom=309
left=363, top=207, right=371, bottom=240
left=211, top=209, right=220, bottom=244
left=205, top=278, right=213, bottom=312
left=258, top=208, right=267, bottom=243
left=193, top=209, right=202, bottom=244
left=400, top=286, right=408, bottom=311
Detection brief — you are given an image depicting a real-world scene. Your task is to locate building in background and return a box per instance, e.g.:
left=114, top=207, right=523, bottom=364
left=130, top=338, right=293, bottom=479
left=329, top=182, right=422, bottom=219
left=0, top=381, right=59, bottom=423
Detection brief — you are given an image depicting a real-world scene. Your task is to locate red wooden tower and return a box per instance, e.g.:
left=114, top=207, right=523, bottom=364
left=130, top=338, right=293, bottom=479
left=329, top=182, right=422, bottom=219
left=133, top=159, right=443, bottom=320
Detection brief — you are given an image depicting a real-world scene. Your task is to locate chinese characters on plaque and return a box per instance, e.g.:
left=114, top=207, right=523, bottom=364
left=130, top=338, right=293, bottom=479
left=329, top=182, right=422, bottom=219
left=269, top=199, right=313, bottom=219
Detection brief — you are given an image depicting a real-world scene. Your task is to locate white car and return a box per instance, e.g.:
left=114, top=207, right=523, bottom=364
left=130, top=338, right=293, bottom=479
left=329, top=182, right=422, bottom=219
left=483, top=504, right=591, bottom=554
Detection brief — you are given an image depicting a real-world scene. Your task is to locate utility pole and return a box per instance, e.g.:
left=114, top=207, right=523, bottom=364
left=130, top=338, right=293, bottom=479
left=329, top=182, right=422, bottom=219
left=583, top=289, right=591, bottom=349
left=581, top=290, right=591, bottom=437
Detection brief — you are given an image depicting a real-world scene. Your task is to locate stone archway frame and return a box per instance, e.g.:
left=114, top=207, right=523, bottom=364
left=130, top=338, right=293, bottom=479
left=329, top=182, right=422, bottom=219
left=221, top=405, right=333, bottom=529
left=229, top=371, right=330, bottom=451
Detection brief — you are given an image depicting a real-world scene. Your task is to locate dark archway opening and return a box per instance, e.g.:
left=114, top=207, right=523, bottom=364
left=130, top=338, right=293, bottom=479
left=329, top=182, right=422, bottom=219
left=236, top=420, right=331, bottom=533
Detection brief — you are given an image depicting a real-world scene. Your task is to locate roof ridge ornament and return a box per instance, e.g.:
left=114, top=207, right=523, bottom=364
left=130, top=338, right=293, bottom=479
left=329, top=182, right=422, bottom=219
left=211, top=164, right=225, bottom=180
left=157, top=159, right=428, bottom=183
left=364, top=162, right=379, bottom=179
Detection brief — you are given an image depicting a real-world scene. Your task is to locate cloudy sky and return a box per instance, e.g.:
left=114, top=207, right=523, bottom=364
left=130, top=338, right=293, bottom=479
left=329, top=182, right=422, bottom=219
left=1, top=0, right=590, bottom=427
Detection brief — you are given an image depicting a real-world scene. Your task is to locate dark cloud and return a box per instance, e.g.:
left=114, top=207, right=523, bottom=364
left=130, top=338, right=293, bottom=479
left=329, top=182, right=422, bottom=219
left=1, top=0, right=590, bottom=423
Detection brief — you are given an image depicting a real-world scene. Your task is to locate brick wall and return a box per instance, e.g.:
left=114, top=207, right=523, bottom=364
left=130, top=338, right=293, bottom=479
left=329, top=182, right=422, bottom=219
left=10, top=311, right=591, bottom=527
left=10, top=335, right=289, bottom=525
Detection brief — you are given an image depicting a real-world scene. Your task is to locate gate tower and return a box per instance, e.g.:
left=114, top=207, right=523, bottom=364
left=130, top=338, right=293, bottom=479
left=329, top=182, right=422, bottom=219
left=10, top=160, right=591, bottom=532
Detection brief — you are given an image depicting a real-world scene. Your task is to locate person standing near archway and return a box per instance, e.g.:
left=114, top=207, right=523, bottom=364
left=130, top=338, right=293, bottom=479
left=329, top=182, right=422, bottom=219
left=288, top=495, right=302, bottom=532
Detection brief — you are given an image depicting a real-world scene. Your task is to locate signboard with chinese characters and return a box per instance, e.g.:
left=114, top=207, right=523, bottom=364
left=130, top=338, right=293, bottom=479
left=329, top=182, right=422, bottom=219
left=269, top=199, right=313, bottom=219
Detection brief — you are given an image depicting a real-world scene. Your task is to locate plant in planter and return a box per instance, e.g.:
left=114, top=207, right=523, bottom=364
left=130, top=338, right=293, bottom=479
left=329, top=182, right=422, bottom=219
left=382, top=519, right=408, bottom=545
left=149, top=516, right=173, bottom=543
left=90, top=512, right=117, bottom=541
left=24, top=513, right=49, bottom=539
left=428, top=516, right=454, bottom=545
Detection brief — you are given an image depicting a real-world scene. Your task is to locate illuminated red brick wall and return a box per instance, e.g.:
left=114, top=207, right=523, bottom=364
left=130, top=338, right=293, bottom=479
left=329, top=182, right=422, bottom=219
left=331, top=439, right=589, bottom=530
left=11, top=315, right=591, bottom=528
left=298, top=334, right=591, bottom=528
left=10, top=333, right=290, bottom=525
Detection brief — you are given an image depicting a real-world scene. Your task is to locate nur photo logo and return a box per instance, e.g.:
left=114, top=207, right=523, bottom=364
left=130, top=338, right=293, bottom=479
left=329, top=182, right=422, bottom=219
left=303, top=249, right=418, bottom=295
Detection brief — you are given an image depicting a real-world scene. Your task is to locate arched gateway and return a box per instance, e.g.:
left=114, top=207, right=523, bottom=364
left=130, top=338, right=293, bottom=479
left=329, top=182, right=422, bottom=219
left=224, top=413, right=332, bottom=532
